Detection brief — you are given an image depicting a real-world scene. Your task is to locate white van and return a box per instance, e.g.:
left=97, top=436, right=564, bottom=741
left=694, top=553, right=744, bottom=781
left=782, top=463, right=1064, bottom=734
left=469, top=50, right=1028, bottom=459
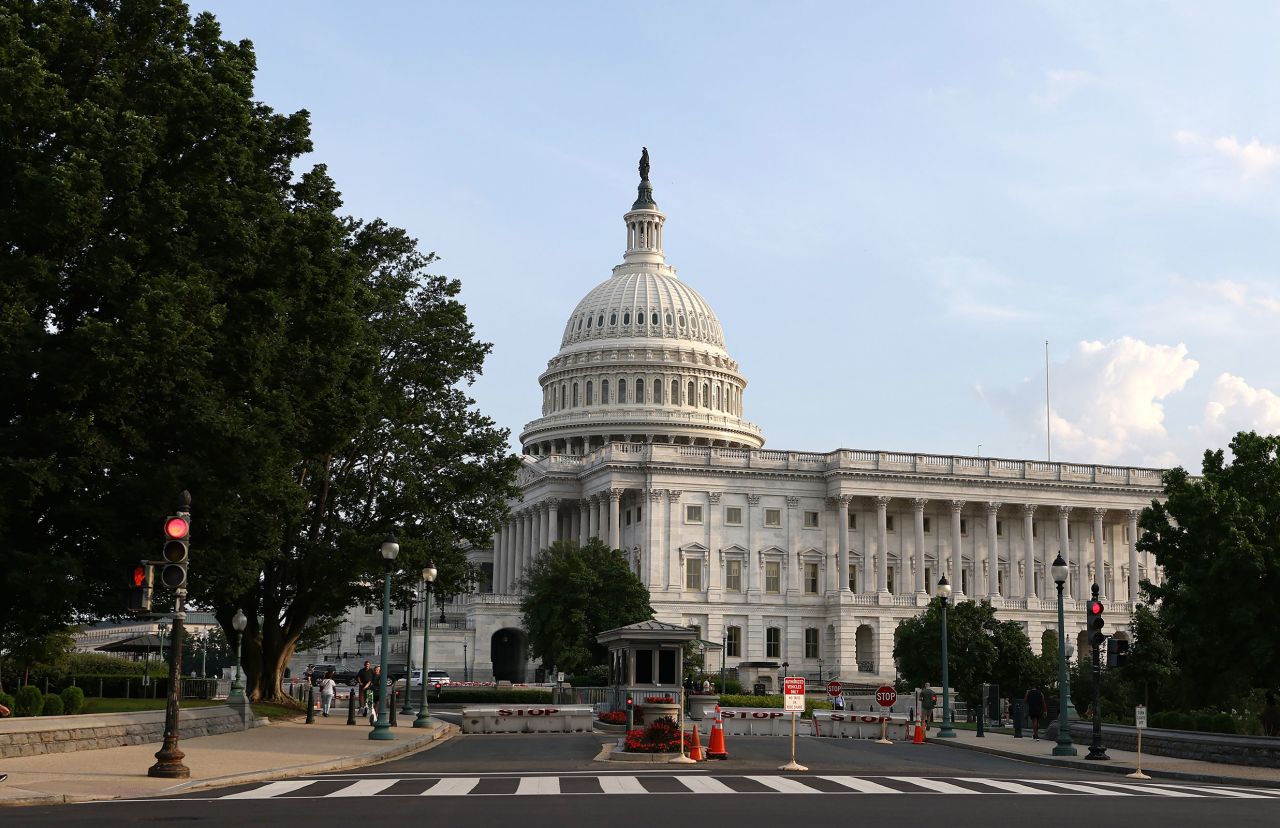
left=410, top=669, right=452, bottom=687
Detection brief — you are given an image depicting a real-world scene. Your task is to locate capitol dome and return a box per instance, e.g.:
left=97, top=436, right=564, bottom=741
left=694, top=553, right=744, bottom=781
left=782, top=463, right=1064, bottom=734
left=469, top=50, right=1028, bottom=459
left=520, top=150, right=764, bottom=456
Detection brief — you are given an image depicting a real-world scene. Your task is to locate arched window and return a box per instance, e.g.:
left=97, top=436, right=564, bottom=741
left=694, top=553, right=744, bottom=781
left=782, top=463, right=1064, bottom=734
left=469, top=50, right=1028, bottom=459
left=623, top=311, right=630, bottom=325
left=671, top=379, right=680, bottom=405
left=687, top=381, right=695, bottom=406
left=577, top=318, right=583, bottom=331
left=572, top=383, right=579, bottom=407
left=586, top=315, right=593, bottom=328
left=609, top=312, right=617, bottom=326
left=651, top=312, right=659, bottom=325
left=597, top=314, right=604, bottom=327
left=618, top=379, right=627, bottom=404
left=713, top=385, right=720, bottom=410
left=586, top=381, right=593, bottom=405
left=635, top=379, right=644, bottom=403
left=637, top=310, right=645, bottom=325
left=602, top=379, right=610, bottom=404
left=666, top=312, right=673, bottom=326
left=653, top=379, right=662, bottom=404
left=560, top=384, right=566, bottom=410
left=702, top=383, right=710, bottom=407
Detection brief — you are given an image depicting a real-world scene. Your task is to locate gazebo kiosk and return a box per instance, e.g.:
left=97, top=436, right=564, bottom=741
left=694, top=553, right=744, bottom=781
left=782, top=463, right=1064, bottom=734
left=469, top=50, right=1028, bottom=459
left=597, top=620, right=699, bottom=722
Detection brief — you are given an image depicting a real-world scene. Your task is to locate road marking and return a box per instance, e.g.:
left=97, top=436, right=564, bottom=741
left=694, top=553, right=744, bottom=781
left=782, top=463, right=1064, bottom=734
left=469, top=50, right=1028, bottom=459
left=420, top=777, right=480, bottom=796
left=677, top=776, right=737, bottom=793
left=1084, top=780, right=1204, bottom=797
left=223, top=781, right=315, bottom=799
left=515, top=777, right=561, bottom=795
left=744, top=776, right=819, bottom=793
left=1148, top=784, right=1274, bottom=799
left=819, top=776, right=903, bottom=793
left=597, top=776, right=648, bottom=794
left=325, top=780, right=399, bottom=797
left=962, top=778, right=1060, bottom=795
left=886, top=777, right=980, bottom=794
left=1033, top=780, right=1136, bottom=796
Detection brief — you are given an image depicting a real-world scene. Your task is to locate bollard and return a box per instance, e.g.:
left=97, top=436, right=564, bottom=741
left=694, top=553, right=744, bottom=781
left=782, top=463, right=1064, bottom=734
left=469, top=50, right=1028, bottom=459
left=306, top=685, right=315, bottom=724
left=389, top=691, right=398, bottom=727
left=976, top=706, right=984, bottom=737
left=1012, top=700, right=1024, bottom=738
left=347, top=689, right=357, bottom=725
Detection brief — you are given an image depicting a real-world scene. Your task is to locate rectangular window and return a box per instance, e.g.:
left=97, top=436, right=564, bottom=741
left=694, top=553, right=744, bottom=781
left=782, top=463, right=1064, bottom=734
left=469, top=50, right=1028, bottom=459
left=765, top=508, right=782, bottom=527
left=924, top=566, right=933, bottom=591
left=886, top=515, right=896, bottom=532
left=636, top=506, right=641, bottom=522
left=685, top=504, right=703, bottom=524
left=1123, top=525, right=1130, bottom=542
left=1033, top=523, right=1038, bottom=538
left=765, top=561, right=781, bottom=593
left=961, top=570, right=969, bottom=594
left=804, top=510, right=820, bottom=528
left=1067, top=525, right=1073, bottom=540
left=804, top=628, right=819, bottom=659
left=848, top=564, right=858, bottom=592
left=685, top=557, right=702, bottom=590
left=997, top=570, right=1005, bottom=596
left=923, top=516, right=932, bottom=534
left=726, top=626, right=741, bottom=658
left=960, top=518, right=968, bottom=536
left=625, top=509, right=632, bottom=526
left=725, top=559, right=742, bottom=592
left=766, top=627, right=781, bottom=659
left=725, top=506, right=743, bottom=526
left=996, top=520, right=1003, bottom=536
left=848, top=513, right=857, bottom=530
left=804, top=562, right=819, bottom=594
left=887, top=565, right=896, bottom=594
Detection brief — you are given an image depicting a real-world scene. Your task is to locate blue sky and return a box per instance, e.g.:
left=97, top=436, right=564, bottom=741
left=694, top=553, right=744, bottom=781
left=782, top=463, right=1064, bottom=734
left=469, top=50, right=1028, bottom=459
left=199, top=1, right=1280, bottom=469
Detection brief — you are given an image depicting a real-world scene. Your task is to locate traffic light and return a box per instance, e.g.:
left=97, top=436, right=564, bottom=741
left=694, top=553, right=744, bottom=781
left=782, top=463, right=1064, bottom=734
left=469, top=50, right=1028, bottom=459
left=1087, top=596, right=1106, bottom=648
left=1106, top=637, right=1129, bottom=668
left=127, top=563, right=154, bottom=613
left=160, top=514, right=189, bottom=589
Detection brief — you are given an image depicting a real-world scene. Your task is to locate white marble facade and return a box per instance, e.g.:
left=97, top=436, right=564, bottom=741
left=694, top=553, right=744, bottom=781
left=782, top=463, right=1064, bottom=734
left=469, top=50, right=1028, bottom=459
left=457, top=154, right=1165, bottom=684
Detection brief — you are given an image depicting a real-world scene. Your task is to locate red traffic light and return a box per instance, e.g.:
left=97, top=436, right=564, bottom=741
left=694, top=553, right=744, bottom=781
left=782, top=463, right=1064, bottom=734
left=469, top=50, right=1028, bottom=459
left=164, top=516, right=189, bottom=539
left=132, top=565, right=147, bottom=587
left=1090, top=600, right=1104, bottom=615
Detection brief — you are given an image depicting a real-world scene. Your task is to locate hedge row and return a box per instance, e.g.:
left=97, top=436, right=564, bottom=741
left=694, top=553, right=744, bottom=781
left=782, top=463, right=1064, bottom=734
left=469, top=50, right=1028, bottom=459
left=1148, top=711, right=1239, bottom=734
left=428, top=688, right=552, bottom=703
left=719, top=693, right=833, bottom=718
left=0, top=685, right=88, bottom=717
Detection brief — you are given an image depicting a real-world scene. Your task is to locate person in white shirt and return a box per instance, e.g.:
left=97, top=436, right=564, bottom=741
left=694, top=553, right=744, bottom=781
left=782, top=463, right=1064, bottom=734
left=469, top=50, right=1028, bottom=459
left=319, top=670, right=338, bottom=717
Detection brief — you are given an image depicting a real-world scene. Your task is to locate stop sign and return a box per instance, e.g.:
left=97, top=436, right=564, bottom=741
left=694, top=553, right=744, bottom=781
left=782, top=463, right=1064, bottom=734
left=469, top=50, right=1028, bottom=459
left=826, top=680, right=842, bottom=698
left=875, top=685, right=897, bottom=707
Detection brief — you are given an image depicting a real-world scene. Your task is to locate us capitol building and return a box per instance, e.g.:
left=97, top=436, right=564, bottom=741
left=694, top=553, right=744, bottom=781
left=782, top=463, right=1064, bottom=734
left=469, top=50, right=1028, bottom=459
left=343, top=151, right=1165, bottom=686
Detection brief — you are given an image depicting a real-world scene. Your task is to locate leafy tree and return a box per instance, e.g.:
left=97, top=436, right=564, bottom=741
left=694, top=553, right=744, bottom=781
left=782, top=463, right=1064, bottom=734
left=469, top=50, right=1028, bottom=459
left=1121, top=602, right=1178, bottom=711
left=0, top=1, right=519, bottom=701
left=893, top=599, right=1037, bottom=706
left=520, top=539, right=653, bottom=675
left=1139, top=431, right=1280, bottom=707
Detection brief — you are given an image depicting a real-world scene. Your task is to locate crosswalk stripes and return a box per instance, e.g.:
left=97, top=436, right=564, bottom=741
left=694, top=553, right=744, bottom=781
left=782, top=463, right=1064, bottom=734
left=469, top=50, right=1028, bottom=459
left=211, top=775, right=1280, bottom=800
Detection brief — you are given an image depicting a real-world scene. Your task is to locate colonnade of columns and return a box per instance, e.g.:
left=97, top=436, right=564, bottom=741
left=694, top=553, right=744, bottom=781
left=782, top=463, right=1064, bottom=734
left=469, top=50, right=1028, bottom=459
left=491, top=490, right=624, bottom=593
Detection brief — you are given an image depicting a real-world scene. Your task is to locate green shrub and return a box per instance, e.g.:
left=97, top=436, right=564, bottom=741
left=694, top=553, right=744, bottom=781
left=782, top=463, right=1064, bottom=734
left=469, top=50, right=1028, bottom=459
left=1212, top=713, right=1237, bottom=734
left=14, top=685, right=45, bottom=716
left=718, top=694, right=832, bottom=718
left=0, top=692, right=14, bottom=713
left=42, top=692, right=64, bottom=715
left=1194, top=713, right=1217, bottom=733
left=1148, top=711, right=1170, bottom=729
left=60, top=686, right=85, bottom=714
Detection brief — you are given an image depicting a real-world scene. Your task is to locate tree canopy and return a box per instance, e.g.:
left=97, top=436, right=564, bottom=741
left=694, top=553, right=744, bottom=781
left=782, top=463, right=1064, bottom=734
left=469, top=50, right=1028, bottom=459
left=520, top=539, right=654, bottom=675
left=1138, top=430, right=1280, bottom=707
left=893, top=599, right=1041, bottom=704
left=0, top=0, right=519, bottom=700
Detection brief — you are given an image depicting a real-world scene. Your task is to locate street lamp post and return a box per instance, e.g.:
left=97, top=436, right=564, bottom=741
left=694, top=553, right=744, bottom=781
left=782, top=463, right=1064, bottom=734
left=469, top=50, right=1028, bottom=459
left=936, top=575, right=956, bottom=738
left=229, top=609, right=247, bottom=700
left=400, top=588, right=417, bottom=715
left=413, top=563, right=437, bottom=728
left=369, top=535, right=399, bottom=741
left=463, top=641, right=468, bottom=682
left=1052, top=552, right=1078, bottom=756
left=720, top=629, right=727, bottom=692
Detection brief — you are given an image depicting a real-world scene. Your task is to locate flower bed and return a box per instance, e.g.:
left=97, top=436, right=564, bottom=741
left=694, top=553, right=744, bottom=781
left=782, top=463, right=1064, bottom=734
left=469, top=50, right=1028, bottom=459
left=624, top=716, right=697, bottom=753
left=597, top=710, right=628, bottom=724
left=644, top=696, right=675, bottom=704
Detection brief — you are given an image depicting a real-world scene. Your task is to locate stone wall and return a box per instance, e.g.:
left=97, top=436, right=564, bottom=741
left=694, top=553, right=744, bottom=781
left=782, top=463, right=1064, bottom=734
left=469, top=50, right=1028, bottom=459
left=0, top=704, right=264, bottom=758
left=1069, top=723, right=1280, bottom=768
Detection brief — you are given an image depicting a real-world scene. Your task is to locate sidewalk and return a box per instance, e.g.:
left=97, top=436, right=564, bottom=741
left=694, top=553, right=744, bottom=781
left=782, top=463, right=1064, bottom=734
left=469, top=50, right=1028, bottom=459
left=926, top=727, right=1280, bottom=788
left=0, top=711, right=453, bottom=807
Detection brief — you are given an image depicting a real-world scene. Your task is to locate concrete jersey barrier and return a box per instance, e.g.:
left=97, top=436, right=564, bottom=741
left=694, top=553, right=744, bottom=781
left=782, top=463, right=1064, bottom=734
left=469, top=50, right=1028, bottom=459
left=460, top=705, right=594, bottom=734
left=812, top=711, right=912, bottom=739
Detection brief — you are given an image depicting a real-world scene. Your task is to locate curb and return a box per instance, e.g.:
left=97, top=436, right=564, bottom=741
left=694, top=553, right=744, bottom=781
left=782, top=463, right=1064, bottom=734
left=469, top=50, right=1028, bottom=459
left=0, top=722, right=456, bottom=808
left=925, top=736, right=1280, bottom=790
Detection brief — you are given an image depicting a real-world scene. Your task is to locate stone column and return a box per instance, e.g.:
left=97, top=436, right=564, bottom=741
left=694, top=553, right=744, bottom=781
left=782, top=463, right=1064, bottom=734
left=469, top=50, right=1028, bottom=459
left=786, top=496, right=801, bottom=594
left=646, top=489, right=664, bottom=587
left=950, top=500, right=965, bottom=599
left=1092, top=507, right=1106, bottom=599
left=517, top=510, right=530, bottom=591
left=837, top=495, right=852, bottom=593
left=608, top=489, right=622, bottom=550
left=1022, top=504, right=1036, bottom=599
left=746, top=494, right=760, bottom=595
left=986, top=502, right=1000, bottom=598
left=665, top=490, right=682, bottom=589
left=547, top=498, right=560, bottom=546
left=912, top=498, right=927, bottom=595
left=1127, top=509, right=1140, bottom=601
left=578, top=500, right=589, bottom=546
left=1057, top=506, right=1073, bottom=599
left=532, top=505, right=543, bottom=559
left=875, top=496, right=890, bottom=594
left=589, top=495, right=601, bottom=540
left=824, top=498, right=839, bottom=593
left=708, top=492, right=722, bottom=595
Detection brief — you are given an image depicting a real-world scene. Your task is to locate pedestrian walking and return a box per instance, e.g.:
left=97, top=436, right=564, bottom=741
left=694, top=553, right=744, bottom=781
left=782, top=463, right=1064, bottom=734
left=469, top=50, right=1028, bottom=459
left=356, top=660, right=374, bottom=717
left=369, top=665, right=385, bottom=725
left=319, top=670, right=337, bottom=717
left=922, top=683, right=937, bottom=731
left=1024, top=685, right=1046, bottom=740
left=0, top=700, right=9, bottom=783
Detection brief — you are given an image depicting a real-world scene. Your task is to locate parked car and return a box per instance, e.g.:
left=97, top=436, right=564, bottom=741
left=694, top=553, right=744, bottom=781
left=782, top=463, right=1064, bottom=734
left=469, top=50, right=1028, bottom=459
left=409, top=668, right=451, bottom=687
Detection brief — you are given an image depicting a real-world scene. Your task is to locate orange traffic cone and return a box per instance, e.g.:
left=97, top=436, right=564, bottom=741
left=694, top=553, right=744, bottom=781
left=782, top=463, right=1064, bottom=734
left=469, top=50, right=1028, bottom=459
left=707, top=705, right=728, bottom=759
left=689, top=724, right=704, bottom=761
left=913, top=721, right=925, bottom=744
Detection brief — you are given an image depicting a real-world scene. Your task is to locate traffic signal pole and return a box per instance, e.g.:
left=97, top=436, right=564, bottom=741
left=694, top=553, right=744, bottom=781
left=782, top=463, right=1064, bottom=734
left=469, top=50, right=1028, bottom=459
left=149, top=491, right=192, bottom=779
left=1085, top=584, right=1109, bottom=761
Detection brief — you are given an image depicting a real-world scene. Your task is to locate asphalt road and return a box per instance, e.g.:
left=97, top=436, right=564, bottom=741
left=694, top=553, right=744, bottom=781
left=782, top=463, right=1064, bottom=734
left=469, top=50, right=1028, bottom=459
left=14, top=727, right=1280, bottom=827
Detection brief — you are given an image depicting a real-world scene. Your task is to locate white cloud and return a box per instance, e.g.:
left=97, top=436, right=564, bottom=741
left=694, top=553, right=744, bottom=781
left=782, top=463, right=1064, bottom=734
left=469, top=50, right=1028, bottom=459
left=983, top=337, right=1199, bottom=465
left=1175, top=130, right=1280, bottom=179
left=1030, top=69, right=1094, bottom=108
left=1201, top=373, right=1280, bottom=439
left=929, top=256, right=1037, bottom=320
